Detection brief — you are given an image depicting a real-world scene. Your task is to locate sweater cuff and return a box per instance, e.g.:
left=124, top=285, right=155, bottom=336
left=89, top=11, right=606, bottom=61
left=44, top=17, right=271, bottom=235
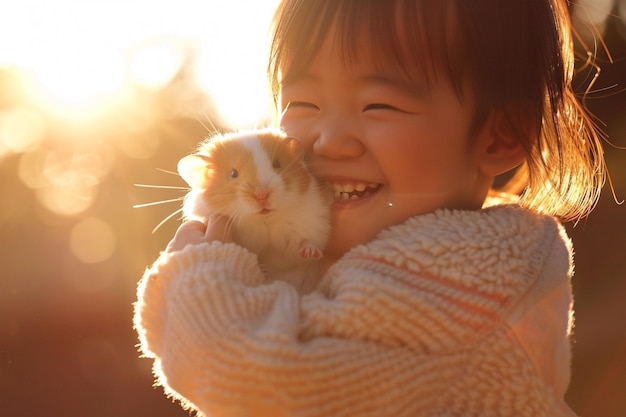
left=161, top=241, right=264, bottom=287
left=134, top=241, right=264, bottom=359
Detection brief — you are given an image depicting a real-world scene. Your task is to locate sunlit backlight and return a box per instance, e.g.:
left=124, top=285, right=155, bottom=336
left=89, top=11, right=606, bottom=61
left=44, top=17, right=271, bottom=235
left=0, top=1, right=149, bottom=121
left=129, top=38, right=184, bottom=89
left=70, top=217, right=117, bottom=264
left=0, top=0, right=281, bottom=127
left=194, top=1, right=280, bottom=128
left=23, top=49, right=127, bottom=121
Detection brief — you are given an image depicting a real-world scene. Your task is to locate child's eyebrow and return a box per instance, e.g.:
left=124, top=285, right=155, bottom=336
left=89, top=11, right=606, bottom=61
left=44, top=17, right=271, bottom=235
left=356, top=74, right=430, bottom=99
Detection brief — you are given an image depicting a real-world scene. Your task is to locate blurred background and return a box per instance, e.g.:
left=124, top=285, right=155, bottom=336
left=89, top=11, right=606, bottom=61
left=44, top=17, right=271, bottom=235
left=0, top=1, right=624, bottom=416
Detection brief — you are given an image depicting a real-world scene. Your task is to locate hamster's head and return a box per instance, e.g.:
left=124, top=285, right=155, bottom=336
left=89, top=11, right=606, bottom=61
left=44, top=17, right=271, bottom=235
left=178, top=129, right=312, bottom=218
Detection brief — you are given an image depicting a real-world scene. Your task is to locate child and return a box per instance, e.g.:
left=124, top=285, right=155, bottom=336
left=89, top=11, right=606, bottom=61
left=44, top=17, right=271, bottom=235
left=134, top=0, right=606, bottom=416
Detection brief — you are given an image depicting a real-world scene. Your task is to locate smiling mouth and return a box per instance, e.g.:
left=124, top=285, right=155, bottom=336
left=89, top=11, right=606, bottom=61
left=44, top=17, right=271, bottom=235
left=332, top=182, right=382, bottom=201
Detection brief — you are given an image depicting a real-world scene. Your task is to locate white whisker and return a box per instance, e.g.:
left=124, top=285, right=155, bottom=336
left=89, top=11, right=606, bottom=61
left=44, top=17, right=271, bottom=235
left=134, top=183, right=188, bottom=190
left=133, top=197, right=185, bottom=209
left=155, top=168, right=181, bottom=176
left=152, top=208, right=184, bottom=234
left=134, top=183, right=189, bottom=190
left=220, top=208, right=241, bottom=237
left=195, top=112, right=219, bottom=134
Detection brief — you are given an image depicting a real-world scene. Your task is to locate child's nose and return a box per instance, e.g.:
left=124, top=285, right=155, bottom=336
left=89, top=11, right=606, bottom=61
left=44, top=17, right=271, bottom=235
left=313, top=125, right=364, bottom=159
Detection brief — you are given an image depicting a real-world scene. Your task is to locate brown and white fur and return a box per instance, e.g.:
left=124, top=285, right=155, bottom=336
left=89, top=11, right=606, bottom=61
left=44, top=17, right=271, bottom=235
left=177, top=128, right=333, bottom=294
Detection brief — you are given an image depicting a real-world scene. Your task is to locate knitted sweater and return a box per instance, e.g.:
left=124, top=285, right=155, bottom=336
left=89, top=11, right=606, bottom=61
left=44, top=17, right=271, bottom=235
left=134, top=204, right=578, bottom=417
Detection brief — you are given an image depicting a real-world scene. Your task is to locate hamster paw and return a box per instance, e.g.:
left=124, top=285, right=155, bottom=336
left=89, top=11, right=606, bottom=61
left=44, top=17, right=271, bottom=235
left=299, top=241, right=323, bottom=259
left=260, top=264, right=271, bottom=278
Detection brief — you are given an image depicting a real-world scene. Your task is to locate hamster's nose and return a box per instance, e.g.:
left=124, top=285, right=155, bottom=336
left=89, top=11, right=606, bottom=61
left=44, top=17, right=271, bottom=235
left=254, top=187, right=270, bottom=204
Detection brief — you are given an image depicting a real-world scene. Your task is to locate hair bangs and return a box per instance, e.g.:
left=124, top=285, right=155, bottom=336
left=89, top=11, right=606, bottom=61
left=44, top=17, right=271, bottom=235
left=269, top=0, right=465, bottom=102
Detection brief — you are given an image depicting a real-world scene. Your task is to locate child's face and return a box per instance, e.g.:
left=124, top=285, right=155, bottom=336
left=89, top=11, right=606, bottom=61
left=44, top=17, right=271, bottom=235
left=279, top=34, right=492, bottom=264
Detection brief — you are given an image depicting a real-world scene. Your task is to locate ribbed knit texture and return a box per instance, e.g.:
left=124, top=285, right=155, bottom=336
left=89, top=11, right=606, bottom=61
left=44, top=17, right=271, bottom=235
left=134, top=204, right=578, bottom=417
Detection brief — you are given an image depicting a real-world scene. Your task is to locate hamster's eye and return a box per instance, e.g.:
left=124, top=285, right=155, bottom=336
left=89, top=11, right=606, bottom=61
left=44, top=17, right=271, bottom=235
left=272, top=159, right=281, bottom=169
left=229, top=169, right=239, bottom=179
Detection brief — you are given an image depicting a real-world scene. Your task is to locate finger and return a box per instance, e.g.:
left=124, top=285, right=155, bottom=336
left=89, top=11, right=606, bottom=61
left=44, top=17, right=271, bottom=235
left=166, top=220, right=207, bottom=252
left=178, top=220, right=207, bottom=235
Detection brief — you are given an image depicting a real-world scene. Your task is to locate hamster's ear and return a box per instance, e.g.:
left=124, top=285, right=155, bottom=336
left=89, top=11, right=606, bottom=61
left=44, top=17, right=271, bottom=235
left=177, top=154, right=211, bottom=188
left=284, top=136, right=304, bottom=159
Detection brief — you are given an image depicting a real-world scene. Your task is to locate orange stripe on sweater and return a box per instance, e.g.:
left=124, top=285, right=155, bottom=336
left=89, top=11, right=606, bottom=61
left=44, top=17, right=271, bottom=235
left=347, top=255, right=513, bottom=332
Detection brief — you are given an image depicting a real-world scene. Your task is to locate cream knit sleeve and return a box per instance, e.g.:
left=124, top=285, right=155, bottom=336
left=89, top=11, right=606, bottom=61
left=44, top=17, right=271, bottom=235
left=134, top=207, right=576, bottom=417
left=134, top=242, right=480, bottom=416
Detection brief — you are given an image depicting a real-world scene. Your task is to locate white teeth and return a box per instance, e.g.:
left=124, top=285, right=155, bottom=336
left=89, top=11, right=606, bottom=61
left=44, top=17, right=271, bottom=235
left=332, top=182, right=379, bottom=193
left=334, top=192, right=360, bottom=201
left=332, top=182, right=380, bottom=201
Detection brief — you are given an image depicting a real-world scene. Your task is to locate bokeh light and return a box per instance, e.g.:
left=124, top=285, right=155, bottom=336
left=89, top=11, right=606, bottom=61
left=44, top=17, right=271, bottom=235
left=0, top=0, right=279, bottom=129
left=0, top=108, right=46, bottom=154
left=18, top=147, right=114, bottom=216
left=70, top=217, right=117, bottom=264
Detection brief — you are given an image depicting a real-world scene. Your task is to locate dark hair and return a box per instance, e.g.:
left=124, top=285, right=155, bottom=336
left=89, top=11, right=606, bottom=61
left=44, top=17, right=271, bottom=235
left=268, top=0, right=606, bottom=221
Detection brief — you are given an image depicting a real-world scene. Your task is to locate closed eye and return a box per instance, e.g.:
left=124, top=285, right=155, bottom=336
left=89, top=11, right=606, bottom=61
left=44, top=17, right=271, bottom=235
left=287, top=101, right=320, bottom=110
left=363, top=103, right=400, bottom=111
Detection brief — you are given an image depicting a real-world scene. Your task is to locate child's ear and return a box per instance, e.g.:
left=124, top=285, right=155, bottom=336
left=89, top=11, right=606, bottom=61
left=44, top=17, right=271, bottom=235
left=477, top=104, right=534, bottom=177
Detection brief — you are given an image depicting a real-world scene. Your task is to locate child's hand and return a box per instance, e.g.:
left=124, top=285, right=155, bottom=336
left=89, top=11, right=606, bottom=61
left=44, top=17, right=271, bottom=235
left=166, top=216, right=232, bottom=252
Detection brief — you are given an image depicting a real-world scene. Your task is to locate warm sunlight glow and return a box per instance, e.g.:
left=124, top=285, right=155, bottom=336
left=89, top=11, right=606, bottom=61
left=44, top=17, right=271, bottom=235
left=194, top=1, right=280, bottom=128
left=25, top=50, right=126, bottom=119
left=129, top=39, right=184, bottom=89
left=0, top=0, right=281, bottom=128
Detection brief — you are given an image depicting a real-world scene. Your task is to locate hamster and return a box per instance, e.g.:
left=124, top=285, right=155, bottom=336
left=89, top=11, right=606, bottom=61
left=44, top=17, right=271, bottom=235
left=177, top=127, right=333, bottom=294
